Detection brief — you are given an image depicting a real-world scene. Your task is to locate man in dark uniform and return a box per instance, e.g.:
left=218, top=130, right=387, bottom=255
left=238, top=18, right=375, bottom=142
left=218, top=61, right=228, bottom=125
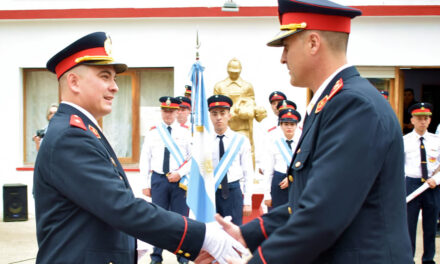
left=33, top=31, right=245, bottom=264
left=204, top=0, right=413, bottom=263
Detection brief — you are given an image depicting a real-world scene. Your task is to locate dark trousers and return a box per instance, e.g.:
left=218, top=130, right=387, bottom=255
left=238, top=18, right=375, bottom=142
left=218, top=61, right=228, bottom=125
left=406, top=177, right=440, bottom=264
left=150, top=171, right=189, bottom=262
left=269, top=171, right=289, bottom=210
left=215, top=180, right=243, bottom=225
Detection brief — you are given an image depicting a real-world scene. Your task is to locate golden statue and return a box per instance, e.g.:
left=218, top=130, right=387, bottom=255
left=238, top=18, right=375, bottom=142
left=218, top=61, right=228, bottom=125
left=214, top=58, right=267, bottom=165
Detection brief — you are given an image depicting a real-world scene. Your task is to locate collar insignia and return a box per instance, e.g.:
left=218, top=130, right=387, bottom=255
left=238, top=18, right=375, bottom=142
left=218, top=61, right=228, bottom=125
left=88, top=124, right=101, bottom=139
left=69, top=115, right=87, bottom=131
left=315, top=96, right=328, bottom=114
left=328, top=78, right=344, bottom=100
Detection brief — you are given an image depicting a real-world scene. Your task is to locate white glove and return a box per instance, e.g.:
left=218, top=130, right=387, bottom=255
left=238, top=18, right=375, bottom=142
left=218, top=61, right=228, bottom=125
left=202, top=221, right=247, bottom=264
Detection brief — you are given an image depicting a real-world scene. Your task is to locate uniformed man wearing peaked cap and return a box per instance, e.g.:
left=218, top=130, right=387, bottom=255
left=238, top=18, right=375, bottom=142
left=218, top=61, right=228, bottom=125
left=379, top=90, right=389, bottom=100
left=404, top=102, right=440, bottom=264
left=184, top=85, right=192, bottom=99
left=176, top=96, right=192, bottom=128
left=210, top=0, right=413, bottom=263
left=207, top=94, right=254, bottom=226
left=263, top=108, right=301, bottom=211
left=276, top=99, right=297, bottom=111
left=34, top=32, right=245, bottom=264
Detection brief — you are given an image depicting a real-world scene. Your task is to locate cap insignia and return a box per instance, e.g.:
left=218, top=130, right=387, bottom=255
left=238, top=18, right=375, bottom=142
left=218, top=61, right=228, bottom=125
left=166, top=97, right=171, bottom=106
left=104, top=34, right=112, bottom=56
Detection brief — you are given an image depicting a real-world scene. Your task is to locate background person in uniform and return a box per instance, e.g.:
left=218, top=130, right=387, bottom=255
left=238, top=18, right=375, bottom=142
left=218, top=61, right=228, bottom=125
left=203, top=0, right=413, bottom=263
left=184, top=85, right=192, bottom=99
left=139, top=96, right=192, bottom=264
left=208, top=94, right=253, bottom=225
left=176, top=96, right=191, bottom=128
left=33, top=31, right=245, bottom=264
left=404, top=102, right=440, bottom=264
left=32, top=103, right=58, bottom=151
left=404, top=88, right=419, bottom=134
left=263, top=108, right=301, bottom=211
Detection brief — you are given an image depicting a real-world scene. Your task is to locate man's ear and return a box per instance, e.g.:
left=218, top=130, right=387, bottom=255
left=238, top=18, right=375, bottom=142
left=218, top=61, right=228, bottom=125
left=65, top=71, right=81, bottom=94
left=308, top=32, right=321, bottom=55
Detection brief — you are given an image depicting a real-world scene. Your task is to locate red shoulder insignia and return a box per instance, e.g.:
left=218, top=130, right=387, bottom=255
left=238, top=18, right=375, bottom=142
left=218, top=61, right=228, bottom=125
left=88, top=124, right=101, bottom=139
left=180, top=124, right=189, bottom=129
left=150, top=126, right=157, bottom=131
left=315, top=95, right=328, bottom=114
left=268, top=126, right=276, bottom=132
left=328, top=78, right=344, bottom=101
left=70, top=115, right=86, bottom=131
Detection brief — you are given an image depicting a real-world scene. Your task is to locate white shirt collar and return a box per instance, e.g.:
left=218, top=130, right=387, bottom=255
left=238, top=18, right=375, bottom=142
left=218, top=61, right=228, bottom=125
left=215, top=127, right=232, bottom=138
left=61, top=101, right=100, bottom=128
left=306, top=64, right=351, bottom=115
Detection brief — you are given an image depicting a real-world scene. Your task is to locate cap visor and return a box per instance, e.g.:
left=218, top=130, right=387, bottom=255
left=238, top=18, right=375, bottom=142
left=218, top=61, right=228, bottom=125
left=267, top=29, right=304, bottom=47
left=82, top=60, right=127, bottom=74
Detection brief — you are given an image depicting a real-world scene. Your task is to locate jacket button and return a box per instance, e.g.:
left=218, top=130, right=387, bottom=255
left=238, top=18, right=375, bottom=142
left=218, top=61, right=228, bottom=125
left=184, top=252, right=191, bottom=257
left=288, top=175, right=294, bottom=182
left=296, top=148, right=301, bottom=154
left=295, top=161, right=301, bottom=168
left=178, top=250, right=183, bottom=254
left=288, top=207, right=292, bottom=214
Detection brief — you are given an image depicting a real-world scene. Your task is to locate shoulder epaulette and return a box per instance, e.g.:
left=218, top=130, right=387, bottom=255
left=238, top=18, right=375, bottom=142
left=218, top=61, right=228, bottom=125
left=268, top=126, right=276, bottom=132
left=69, top=115, right=86, bottom=131
left=150, top=126, right=157, bottom=131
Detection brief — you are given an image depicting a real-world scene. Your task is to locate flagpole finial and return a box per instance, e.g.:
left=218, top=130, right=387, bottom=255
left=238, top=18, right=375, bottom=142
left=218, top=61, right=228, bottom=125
left=196, top=30, right=201, bottom=60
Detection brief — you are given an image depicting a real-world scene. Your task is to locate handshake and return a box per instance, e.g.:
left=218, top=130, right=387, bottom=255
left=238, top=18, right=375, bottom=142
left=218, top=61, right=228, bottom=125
left=196, top=214, right=249, bottom=264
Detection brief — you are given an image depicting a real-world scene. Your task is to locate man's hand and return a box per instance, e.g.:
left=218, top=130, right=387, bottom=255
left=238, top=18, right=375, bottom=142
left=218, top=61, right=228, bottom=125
left=279, top=177, right=289, bottom=189
left=427, top=178, right=437, bottom=189
left=167, top=172, right=181, bottom=182
left=243, top=205, right=252, bottom=217
left=215, top=214, right=247, bottom=248
left=142, top=188, right=151, bottom=197
left=199, top=219, right=248, bottom=264
left=264, top=199, right=272, bottom=207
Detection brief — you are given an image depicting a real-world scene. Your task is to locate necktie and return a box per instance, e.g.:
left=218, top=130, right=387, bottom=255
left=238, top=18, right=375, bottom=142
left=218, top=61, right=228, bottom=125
left=420, top=137, right=428, bottom=182
left=162, top=126, right=172, bottom=173
left=286, top=140, right=293, bottom=150
left=218, top=135, right=229, bottom=199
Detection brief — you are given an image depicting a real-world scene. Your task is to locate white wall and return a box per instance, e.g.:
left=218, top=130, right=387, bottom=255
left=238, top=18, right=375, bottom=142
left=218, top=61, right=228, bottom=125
left=1, top=13, right=440, bottom=216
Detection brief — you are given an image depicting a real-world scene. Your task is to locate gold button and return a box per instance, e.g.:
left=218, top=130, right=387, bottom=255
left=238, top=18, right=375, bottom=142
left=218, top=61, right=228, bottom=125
left=295, top=161, right=301, bottom=168
left=288, top=207, right=292, bottom=214
left=109, top=262, right=113, bottom=264
left=296, top=148, right=301, bottom=154
left=184, top=252, right=191, bottom=258
left=219, top=184, right=222, bottom=189
left=288, top=175, right=294, bottom=182
left=178, top=250, right=183, bottom=254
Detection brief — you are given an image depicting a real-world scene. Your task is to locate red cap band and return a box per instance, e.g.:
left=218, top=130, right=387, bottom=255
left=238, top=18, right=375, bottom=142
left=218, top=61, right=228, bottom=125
left=180, top=102, right=191, bottom=108
left=281, top=12, right=351, bottom=33
left=412, top=108, right=431, bottom=115
left=161, top=103, right=179, bottom=109
left=281, top=113, right=299, bottom=120
left=271, top=95, right=285, bottom=101
left=209, top=102, right=231, bottom=108
left=55, top=47, right=109, bottom=78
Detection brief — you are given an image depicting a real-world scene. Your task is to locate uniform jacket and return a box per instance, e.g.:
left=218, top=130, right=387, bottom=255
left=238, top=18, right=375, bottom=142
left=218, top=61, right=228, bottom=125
left=241, top=66, right=413, bottom=264
left=34, top=103, right=204, bottom=264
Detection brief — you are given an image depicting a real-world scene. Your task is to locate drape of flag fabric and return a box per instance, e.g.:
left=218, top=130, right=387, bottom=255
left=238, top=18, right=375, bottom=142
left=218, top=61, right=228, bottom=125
left=186, top=61, right=216, bottom=222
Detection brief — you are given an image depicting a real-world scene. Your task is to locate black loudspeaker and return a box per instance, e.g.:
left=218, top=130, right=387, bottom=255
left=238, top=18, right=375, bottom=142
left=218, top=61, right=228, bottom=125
left=3, top=184, right=28, bottom=222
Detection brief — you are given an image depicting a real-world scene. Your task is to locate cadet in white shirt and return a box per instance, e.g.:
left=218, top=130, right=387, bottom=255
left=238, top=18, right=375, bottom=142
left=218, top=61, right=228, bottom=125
left=404, top=102, right=440, bottom=264
left=139, top=96, right=192, bottom=264
left=208, top=94, right=253, bottom=225
left=264, top=108, right=301, bottom=210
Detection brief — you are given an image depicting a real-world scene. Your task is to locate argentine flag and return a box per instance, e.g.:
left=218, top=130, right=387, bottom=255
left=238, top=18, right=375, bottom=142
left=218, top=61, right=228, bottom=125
left=186, top=61, right=216, bottom=222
